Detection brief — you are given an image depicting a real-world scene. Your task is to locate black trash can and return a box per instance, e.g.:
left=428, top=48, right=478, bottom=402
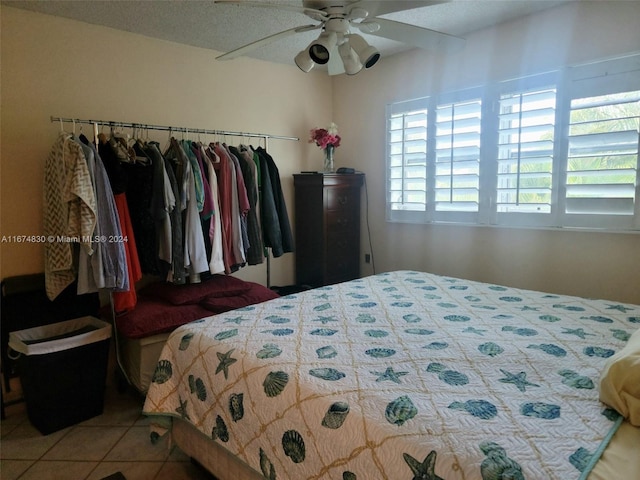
left=8, top=316, right=111, bottom=435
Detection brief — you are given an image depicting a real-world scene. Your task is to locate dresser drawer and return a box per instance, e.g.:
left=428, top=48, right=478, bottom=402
left=326, top=212, right=357, bottom=232
left=326, top=188, right=358, bottom=211
left=326, top=255, right=359, bottom=284
left=326, top=231, right=358, bottom=252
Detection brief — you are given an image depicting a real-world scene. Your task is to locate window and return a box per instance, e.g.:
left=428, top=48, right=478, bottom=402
left=496, top=87, right=555, bottom=215
left=566, top=92, right=639, bottom=213
left=388, top=101, right=428, bottom=217
left=386, top=54, right=640, bottom=231
left=435, top=97, right=481, bottom=214
left=386, top=89, right=482, bottom=223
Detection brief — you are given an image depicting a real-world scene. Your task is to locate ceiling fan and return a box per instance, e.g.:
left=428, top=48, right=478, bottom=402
left=213, top=1, right=465, bottom=75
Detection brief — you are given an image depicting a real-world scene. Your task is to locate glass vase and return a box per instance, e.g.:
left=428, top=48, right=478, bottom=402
left=323, top=144, right=335, bottom=173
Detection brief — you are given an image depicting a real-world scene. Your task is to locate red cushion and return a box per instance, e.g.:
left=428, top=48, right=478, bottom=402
left=139, top=275, right=251, bottom=305
left=115, top=298, right=212, bottom=339
left=199, top=282, right=280, bottom=314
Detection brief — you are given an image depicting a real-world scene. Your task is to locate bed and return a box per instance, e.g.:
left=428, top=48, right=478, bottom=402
left=143, top=270, right=640, bottom=479
left=113, top=274, right=279, bottom=393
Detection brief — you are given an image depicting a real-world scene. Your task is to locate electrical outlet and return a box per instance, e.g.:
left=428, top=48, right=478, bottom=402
left=365, top=254, right=371, bottom=264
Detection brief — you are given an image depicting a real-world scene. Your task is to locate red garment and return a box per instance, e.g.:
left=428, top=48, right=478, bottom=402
left=212, top=143, right=235, bottom=273
left=112, top=193, right=142, bottom=313
left=224, top=144, right=250, bottom=216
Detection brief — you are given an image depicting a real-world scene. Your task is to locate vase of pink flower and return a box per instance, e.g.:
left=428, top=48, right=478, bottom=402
left=309, top=122, right=341, bottom=173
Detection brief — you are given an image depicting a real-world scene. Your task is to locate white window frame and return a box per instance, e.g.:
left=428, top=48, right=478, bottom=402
left=433, top=90, right=483, bottom=224
left=556, top=57, right=640, bottom=230
left=490, top=71, right=561, bottom=228
left=385, top=53, right=640, bottom=232
left=385, top=87, right=485, bottom=225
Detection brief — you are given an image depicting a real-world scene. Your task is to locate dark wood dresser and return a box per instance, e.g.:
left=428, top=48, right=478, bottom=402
left=294, top=172, right=364, bottom=287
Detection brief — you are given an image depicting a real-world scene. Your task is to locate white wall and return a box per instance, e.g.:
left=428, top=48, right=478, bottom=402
left=332, top=1, right=640, bottom=304
left=0, top=6, right=333, bottom=287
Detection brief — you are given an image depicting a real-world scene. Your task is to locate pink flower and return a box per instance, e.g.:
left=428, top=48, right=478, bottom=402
left=309, top=123, right=341, bottom=149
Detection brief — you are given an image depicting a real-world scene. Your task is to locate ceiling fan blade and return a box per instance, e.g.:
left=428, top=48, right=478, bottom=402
left=216, top=24, right=319, bottom=60
left=366, top=17, right=465, bottom=52
left=214, top=1, right=328, bottom=21
left=348, top=1, right=446, bottom=18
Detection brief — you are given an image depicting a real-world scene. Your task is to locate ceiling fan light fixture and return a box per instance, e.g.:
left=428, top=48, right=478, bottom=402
left=308, top=31, right=337, bottom=65
left=338, top=41, right=363, bottom=75
left=294, top=49, right=315, bottom=72
left=348, top=33, right=380, bottom=69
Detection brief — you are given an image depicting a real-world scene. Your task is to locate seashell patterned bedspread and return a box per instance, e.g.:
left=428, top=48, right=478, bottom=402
left=143, top=271, right=639, bottom=479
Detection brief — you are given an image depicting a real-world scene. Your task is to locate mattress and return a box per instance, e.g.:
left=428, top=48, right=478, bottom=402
left=170, top=417, right=640, bottom=480
left=143, top=271, right=639, bottom=479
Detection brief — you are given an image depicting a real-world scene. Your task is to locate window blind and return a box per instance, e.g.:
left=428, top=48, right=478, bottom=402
left=496, top=87, right=556, bottom=214
left=388, top=108, right=428, bottom=214
left=435, top=98, right=481, bottom=212
left=565, top=90, right=640, bottom=216
left=385, top=54, right=639, bottom=231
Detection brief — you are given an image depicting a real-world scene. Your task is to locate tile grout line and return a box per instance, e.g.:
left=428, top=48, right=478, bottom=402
left=81, top=420, right=138, bottom=480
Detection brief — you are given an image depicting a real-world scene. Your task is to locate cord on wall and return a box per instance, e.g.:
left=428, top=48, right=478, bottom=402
left=362, top=173, right=376, bottom=275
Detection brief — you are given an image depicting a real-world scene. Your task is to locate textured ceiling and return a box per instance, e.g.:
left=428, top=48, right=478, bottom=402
left=3, top=0, right=570, bottom=67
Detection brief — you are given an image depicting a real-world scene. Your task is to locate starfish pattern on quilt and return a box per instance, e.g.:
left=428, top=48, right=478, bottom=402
left=498, top=369, right=540, bottom=392
left=605, top=304, right=633, bottom=312
left=463, top=327, right=487, bottom=335
left=372, top=367, right=409, bottom=384
left=216, top=349, right=237, bottom=379
left=403, top=451, right=444, bottom=480
left=561, top=327, right=595, bottom=339
left=175, top=396, right=190, bottom=420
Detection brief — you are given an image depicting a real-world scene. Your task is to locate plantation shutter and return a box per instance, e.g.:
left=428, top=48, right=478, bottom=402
left=434, top=98, right=481, bottom=213
left=496, top=87, right=556, bottom=215
left=384, top=54, right=640, bottom=230
left=387, top=99, right=429, bottom=222
left=565, top=91, right=640, bottom=216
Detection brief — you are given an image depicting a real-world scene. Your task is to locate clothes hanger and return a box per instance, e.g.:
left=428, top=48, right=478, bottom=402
left=109, top=125, right=134, bottom=163
left=163, top=128, right=174, bottom=155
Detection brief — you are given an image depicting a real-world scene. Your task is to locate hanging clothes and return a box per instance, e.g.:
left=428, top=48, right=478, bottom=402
left=166, top=138, right=208, bottom=282
left=254, top=147, right=294, bottom=257
left=97, top=133, right=142, bottom=311
left=203, top=144, right=225, bottom=275
left=224, top=144, right=248, bottom=268
left=190, top=142, right=215, bottom=265
left=190, top=142, right=215, bottom=221
left=123, top=146, right=162, bottom=277
left=111, top=193, right=142, bottom=313
left=162, top=152, right=186, bottom=284
left=74, top=137, right=105, bottom=294
left=212, top=142, right=236, bottom=274
left=75, top=135, right=128, bottom=294
left=43, top=133, right=97, bottom=300
left=230, top=145, right=263, bottom=265
left=44, top=121, right=296, bottom=301
left=145, top=142, right=175, bottom=270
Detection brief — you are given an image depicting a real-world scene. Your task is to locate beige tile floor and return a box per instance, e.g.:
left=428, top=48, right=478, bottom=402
left=1, top=357, right=215, bottom=480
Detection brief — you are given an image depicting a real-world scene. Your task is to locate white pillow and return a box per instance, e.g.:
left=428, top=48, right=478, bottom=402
left=599, top=328, right=640, bottom=426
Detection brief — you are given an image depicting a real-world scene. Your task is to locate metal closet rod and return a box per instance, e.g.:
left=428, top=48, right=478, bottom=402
left=50, top=116, right=299, bottom=141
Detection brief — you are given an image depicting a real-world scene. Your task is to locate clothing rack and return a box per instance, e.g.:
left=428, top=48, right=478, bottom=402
left=50, top=116, right=299, bottom=143
left=51, top=115, right=298, bottom=288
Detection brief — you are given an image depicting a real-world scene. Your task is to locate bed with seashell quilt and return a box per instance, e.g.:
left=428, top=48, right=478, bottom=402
left=142, top=270, right=640, bottom=480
